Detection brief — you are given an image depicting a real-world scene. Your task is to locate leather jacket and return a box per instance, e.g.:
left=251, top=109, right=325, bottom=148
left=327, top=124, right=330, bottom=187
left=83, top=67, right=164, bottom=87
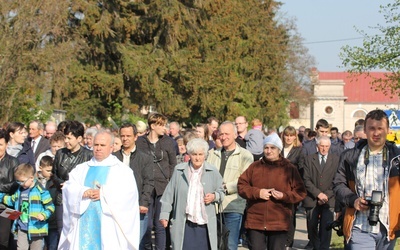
left=0, top=154, right=19, bottom=209
left=52, top=147, right=93, bottom=205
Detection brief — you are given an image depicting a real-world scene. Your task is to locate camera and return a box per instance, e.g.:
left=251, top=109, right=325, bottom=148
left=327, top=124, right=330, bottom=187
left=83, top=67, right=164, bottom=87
left=326, top=219, right=343, bottom=236
left=365, top=190, right=383, bottom=226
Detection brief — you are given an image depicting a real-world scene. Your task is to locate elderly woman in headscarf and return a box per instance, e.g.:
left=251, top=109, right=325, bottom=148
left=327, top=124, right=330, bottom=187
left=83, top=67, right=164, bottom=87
left=159, top=138, right=224, bottom=250
left=238, top=133, right=306, bottom=250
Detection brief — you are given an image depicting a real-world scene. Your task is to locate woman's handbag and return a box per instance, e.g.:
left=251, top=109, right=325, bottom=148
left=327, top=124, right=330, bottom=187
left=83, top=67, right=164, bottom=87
left=217, top=205, right=230, bottom=250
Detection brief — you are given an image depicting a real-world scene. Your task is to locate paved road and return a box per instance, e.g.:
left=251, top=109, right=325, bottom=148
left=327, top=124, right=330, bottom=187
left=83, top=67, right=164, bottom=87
left=238, top=210, right=309, bottom=250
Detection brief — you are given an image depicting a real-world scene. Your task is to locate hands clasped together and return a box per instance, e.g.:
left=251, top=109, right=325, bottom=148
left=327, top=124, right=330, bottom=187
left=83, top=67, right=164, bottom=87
left=259, top=188, right=283, bottom=201
left=317, top=192, right=329, bottom=205
left=82, top=189, right=101, bottom=201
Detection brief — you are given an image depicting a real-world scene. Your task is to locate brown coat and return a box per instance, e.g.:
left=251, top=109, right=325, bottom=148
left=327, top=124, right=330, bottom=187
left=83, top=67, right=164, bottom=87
left=238, top=156, right=306, bottom=231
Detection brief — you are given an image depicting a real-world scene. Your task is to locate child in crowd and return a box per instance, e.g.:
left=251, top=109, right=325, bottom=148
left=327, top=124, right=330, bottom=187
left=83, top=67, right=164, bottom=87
left=37, top=156, right=58, bottom=250
left=1, top=163, right=55, bottom=250
left=35, top=131, right=66, bottom=171
left=244, top=118, right=265, bottom=161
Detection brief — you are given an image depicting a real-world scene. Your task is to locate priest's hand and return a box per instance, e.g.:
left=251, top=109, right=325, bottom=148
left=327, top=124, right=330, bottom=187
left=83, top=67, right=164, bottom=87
left=160, top=219, right=168, bottom=228
left=82, top=189, right=100, bottom=200
left=90, top=189, right=100, bottom=201
left=83, top=189, right=92, bottom=199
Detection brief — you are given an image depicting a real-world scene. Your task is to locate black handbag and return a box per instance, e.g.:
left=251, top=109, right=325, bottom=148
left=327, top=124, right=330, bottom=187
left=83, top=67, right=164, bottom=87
left=217, top=206, right=230, bottom=250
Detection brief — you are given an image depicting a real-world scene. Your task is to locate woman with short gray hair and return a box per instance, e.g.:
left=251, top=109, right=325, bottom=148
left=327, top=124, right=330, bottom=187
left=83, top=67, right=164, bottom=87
left=160, top=138, right=224, bottom=250
left=186, top=138, right=209, bottom=156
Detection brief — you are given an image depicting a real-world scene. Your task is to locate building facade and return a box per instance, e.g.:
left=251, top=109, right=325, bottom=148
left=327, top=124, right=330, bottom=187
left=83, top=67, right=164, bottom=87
left=289, top=70, right=400, bottom=132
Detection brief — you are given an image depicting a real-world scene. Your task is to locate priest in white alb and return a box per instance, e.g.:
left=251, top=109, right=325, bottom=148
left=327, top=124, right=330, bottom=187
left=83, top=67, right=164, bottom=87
left=58, top=130, right=140, bottom=250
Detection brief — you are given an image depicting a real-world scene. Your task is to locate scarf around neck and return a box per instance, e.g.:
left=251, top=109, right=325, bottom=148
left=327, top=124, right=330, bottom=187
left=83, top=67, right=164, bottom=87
left=186, top=163, right=208, bottom=225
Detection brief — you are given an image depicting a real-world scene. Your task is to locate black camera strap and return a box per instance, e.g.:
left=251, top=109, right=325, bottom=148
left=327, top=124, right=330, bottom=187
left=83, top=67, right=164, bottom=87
left=146, top=138, right=169, bottom=181
left=362, top=146, right=388, bottom=199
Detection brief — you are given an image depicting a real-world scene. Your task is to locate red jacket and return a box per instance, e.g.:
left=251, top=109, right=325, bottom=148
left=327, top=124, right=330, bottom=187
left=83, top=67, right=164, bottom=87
left=238, top=156, right=306, bottom=231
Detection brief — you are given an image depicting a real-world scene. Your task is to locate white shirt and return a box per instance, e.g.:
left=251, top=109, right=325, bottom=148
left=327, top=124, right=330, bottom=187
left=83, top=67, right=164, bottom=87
left=31, top=136, right=42, bottom=153
left=122, top=146, right=136, bottom=166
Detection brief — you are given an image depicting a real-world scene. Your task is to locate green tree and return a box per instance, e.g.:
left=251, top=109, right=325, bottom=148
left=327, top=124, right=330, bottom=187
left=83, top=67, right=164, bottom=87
left=122, top=0, right=313, bottom=127
left=0, top=0, right=313, bottom=128
left=340, top=0, right=400, bottom=96
left=0, top=0, right=76, bottom=124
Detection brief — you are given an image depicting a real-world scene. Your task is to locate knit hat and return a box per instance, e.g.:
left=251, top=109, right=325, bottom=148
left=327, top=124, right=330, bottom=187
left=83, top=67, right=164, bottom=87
left=263, top=133, right=283, bottom=151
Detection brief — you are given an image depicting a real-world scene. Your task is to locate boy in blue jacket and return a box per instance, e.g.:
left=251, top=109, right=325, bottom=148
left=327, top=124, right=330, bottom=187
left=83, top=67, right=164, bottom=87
left=1, top=163, right=54, bottom=250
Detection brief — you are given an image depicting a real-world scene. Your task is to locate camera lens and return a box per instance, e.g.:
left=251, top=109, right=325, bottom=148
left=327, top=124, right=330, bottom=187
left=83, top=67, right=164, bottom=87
left=368, top=206, right=380, bottom=226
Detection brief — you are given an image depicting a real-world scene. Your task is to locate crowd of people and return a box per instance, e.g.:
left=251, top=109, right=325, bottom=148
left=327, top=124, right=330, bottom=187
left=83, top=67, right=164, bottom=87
left=0, top=109, right=399, bottom=250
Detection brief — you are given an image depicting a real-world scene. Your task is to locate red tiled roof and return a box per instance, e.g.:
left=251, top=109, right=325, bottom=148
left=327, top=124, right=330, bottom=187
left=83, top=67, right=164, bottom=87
left=318, top=72, right=399, bottom=103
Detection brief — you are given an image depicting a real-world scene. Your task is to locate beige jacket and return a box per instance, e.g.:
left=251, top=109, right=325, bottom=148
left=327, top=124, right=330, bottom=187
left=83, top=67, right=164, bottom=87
left=207, top=143, right=253, bottom=214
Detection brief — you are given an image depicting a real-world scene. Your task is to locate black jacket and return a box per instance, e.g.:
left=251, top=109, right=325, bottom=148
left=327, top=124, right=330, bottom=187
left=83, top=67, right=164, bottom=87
left=17, top=140, right=35, bottom=167
left=281, top=146, right=302, bottom=169
left=136, top=135, right=177, bottom=196
left=333, top=139, right=400, bottom=208
left=52, top=146, right=93, bottom=205
left=0, top=154, right=19, bottom=210
left=114, top=149, right=154, bottom=208
left=333, top=139, right=400, bottom=241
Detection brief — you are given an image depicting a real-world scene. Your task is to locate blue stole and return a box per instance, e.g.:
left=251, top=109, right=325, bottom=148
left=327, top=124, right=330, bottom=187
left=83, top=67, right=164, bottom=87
left=79, top=166, right=110, bottom=250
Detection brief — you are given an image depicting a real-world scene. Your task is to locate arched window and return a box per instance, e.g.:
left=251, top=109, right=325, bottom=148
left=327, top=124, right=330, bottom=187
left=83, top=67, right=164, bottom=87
left=353, top=110, right=367, bottom=118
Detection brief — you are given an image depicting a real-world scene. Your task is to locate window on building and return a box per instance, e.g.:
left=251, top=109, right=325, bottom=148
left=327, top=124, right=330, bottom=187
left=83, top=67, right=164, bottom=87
left=289, top=102, right=299, bottom=119
left=325, top=106, right=333, bottom=115
left=353, top=110, right=367, bottom=118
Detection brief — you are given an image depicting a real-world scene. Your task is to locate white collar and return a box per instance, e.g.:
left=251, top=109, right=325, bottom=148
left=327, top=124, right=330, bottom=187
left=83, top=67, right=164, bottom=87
left=87, top=155, right=119, bottom=167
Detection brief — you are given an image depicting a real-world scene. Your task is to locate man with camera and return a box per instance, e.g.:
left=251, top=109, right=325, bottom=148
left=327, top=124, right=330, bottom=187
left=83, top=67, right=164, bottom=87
left=333, top=109, right=400, bottom=249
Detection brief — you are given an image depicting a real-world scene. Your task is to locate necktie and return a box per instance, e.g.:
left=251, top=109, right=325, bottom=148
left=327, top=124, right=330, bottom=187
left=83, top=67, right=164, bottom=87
left=320, top=155, right=326, bottom=170
left=31, top=140, right=36, bottom=153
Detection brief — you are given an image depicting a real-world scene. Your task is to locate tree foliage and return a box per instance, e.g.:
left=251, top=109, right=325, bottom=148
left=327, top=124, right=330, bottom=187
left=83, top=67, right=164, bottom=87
left=0, top=0, right=74, bottom=124
left=0, top=0, right=314, bottom=128
left=340, top=0, right=400, bottom=97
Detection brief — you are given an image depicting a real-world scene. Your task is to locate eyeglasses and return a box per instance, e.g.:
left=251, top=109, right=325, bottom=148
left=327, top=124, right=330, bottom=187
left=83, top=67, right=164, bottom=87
left=16, top=179, right=29, bottom=186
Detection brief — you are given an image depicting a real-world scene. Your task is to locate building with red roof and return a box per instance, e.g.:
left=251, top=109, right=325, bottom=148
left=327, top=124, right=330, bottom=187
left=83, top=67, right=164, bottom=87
left=289, top=70, right=400, bottom=132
